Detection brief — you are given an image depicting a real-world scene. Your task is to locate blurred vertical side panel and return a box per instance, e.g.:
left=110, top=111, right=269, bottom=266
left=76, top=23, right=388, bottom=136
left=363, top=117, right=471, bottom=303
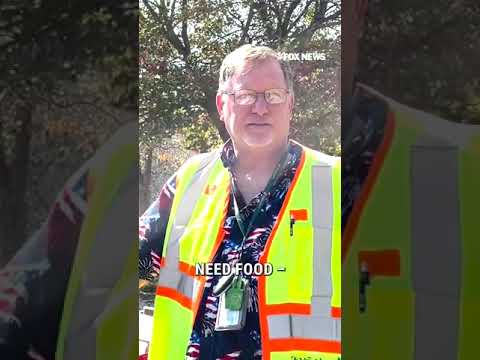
left=342, top=0, right=480, bottom=359
left=0, top=1, right=139, bottom=359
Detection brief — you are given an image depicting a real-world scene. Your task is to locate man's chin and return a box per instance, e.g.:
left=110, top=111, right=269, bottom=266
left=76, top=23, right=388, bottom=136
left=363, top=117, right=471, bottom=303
left=242, top=136, right=274, bottom=149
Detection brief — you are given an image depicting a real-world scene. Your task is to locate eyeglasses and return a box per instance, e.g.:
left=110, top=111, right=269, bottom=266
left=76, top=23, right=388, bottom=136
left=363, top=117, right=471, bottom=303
left=220, top=88, right=289, bottom=106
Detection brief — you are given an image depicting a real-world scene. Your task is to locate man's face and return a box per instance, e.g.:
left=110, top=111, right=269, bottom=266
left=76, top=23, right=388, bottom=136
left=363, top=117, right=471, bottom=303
left=216, top=58, right=293, bottom=151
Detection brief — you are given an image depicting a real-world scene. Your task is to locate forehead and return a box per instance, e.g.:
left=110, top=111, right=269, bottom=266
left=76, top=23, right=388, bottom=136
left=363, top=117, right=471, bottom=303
left=228, top=58, right=287, bottom=90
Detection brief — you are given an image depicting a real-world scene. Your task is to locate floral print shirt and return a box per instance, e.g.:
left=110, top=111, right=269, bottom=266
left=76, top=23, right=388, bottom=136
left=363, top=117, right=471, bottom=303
left=342, top=88, right=388, bottom=228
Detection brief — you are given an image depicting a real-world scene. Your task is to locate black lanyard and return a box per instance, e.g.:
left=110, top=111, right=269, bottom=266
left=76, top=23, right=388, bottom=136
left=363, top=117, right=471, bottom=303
left=230, top=145, right=291, bottom=260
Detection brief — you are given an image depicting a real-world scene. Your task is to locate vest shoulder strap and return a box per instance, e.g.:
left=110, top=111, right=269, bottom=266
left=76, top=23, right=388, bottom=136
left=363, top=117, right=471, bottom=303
left=162, top=150, right=222, bottom=256
left=175, top=151, right=220, bottom=193
left=357, top=83, right=480, bottom=149
left=300, top=143, right=340, bottom=168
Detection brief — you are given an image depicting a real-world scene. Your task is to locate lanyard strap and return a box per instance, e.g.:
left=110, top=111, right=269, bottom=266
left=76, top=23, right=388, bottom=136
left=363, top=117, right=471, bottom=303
left=230, top=144, right=291, bottom=256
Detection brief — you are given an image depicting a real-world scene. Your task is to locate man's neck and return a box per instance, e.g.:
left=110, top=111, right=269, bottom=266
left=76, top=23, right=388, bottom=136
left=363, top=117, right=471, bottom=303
left=233, top=141, right=288, bottom=176
left=230, top=141, right=289, bottom=204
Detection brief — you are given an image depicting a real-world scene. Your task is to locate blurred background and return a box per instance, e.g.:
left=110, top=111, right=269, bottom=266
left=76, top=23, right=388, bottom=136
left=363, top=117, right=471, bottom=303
left=0, top=1, right=138, bottom=267
left=357, top=0, right=480, bottom=124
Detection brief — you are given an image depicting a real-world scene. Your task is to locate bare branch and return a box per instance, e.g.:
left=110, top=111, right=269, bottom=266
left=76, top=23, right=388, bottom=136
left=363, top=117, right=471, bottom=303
left=144, top=0, right=190, bottom=62
left=142, top=0, right=162, bottom=22
left=290, top=5, right=340, bottom=47
left=256, top=1, right=276, bottom=41
left=283, top=0, right=302, bottom=30
left=181, top=0, right=190, bottom=59
left=266, top=0, right=283, bottom=23
left=288, top=0, right=315, bottom=33
left=239, top=3, right=255, bottom=45
left=224, top=6, right=245, bottom=29
left=169, top=0, right=177, bottom=18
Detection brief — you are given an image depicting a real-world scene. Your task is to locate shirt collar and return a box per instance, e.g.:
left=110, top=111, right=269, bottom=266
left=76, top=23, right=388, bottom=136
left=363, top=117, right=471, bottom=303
left=220, top=138, right=301, bottom=210
left=220, top=138, right=237, bottom=169
left=219, top=138, right=297, bottom=170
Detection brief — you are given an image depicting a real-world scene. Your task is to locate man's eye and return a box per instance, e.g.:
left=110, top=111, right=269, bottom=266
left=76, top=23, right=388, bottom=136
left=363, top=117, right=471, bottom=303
left=266, top=91, right=283, bottom=103
left=236, top=93, right=255, bottom=103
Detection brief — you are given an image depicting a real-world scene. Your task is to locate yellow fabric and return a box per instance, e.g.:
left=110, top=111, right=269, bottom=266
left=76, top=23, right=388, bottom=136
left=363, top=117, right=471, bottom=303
left=151, top=146, right=340, bottom=359
left=266, top=150, right=315, bottom=305
left=331, top=157, right=341, bottom=309
left=96, top=240, right=138, bottom=359
left=162, top=154, right=206, bottom=257
left=344, top=102, right=480, bottom=360
left=149, top=296, right=193, bottom=360
left=458, top=139, right=480, bottom=360
left=56, top=141, right=137, bottom=359
left=266, top=217, right=314, bottom=305
left=343, top=110, right=419, bottom=360
left=179, top=159, right=230, bottom=266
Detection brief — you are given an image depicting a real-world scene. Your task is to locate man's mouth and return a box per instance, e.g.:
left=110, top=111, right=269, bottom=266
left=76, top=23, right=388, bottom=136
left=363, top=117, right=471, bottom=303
left=247, top=123, right=271, bottom=127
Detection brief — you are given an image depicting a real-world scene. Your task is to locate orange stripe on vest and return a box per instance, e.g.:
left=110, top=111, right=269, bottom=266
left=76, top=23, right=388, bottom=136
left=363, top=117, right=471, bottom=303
left=156, top=286, right=192, bottom=310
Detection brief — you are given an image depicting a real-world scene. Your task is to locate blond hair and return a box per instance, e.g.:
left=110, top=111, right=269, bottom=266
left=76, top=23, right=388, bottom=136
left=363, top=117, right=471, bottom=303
left=218, top=44, right=294, bottom=93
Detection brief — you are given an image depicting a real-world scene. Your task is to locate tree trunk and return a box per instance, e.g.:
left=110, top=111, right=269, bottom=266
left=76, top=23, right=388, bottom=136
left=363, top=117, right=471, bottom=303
left=140, top=146, right=153, bottom=214
left=0, top=197, right=10, bottom=267
left=205, top=93, right=229, bottom=142
left=0, top=104, right=33, bottom=266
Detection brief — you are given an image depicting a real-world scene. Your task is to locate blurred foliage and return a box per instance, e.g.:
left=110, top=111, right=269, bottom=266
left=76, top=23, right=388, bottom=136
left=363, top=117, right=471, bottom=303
left=139, top=135, right=194, bottom=213
left=358, top=0, right=480, bottom=123
left=0, top=1, right=138, bottom=108
left=181, top=113, right=223, bottom=153
left=0, top=0, right=138, bottom=264
left=139, top=0, right=341, bottom=163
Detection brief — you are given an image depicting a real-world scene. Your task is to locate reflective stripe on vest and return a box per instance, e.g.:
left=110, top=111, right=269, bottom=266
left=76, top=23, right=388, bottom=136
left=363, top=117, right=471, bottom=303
left=150, top=144, right=341, bottom=360
left=149, top=151, right=230, bottom=360
left=56, top=123, right=138, bottom=360
left=266, top=166, right=338, bottom=343
left=260, top=150, right=341, bottom=360
left=343, top=86, right=480, bottom=360
left=155, top=152, right=220, bottom=310
left=411, top=141, right=461, bottom=360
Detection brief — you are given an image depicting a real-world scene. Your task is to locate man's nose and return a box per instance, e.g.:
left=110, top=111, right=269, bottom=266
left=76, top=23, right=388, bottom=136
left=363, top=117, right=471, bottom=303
left=251, top=94, right=269, bottom=116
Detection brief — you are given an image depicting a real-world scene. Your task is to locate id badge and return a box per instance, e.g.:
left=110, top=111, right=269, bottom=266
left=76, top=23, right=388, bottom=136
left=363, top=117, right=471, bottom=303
left=215, top=277, right=248, bottom=331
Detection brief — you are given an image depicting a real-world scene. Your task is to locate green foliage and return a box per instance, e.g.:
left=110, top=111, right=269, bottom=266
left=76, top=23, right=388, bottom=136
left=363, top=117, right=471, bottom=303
left=180, top=114, right=223, bottom=153
left=0, top=1, right=138, bottom=107
left=358, top=0, right=480, bottom=124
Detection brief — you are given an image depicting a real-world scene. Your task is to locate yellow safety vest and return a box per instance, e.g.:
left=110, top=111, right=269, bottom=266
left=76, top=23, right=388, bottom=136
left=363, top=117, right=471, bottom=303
left=149, top=143, right=341, bottom=360
left=55, top=123, right=138, bottom=360
left=343, top=85, right=480, bottom=360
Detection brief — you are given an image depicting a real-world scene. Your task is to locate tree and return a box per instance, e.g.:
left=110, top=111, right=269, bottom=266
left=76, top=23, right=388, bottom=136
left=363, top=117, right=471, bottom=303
left=357, top=0, right=480, bottom=123
left=140, top=0, right=341, bottom=152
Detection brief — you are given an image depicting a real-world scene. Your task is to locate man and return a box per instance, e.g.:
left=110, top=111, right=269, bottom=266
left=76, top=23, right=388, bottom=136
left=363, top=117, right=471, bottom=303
left=342, top=1, right=480, bottom=359
left=139, top=45, right=341, bottom=360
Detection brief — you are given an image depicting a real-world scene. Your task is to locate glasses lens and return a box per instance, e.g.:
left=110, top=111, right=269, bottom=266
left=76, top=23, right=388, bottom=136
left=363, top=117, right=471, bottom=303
left=265, top=89, right=287, bottom=104
left=235, top=90, right=256, bottom=105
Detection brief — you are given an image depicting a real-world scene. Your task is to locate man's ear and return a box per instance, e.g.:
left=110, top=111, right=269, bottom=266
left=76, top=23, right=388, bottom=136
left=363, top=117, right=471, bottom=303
left=216, top=93, right=225, bottom=122
left=288, top=92, right=295, bottom=118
